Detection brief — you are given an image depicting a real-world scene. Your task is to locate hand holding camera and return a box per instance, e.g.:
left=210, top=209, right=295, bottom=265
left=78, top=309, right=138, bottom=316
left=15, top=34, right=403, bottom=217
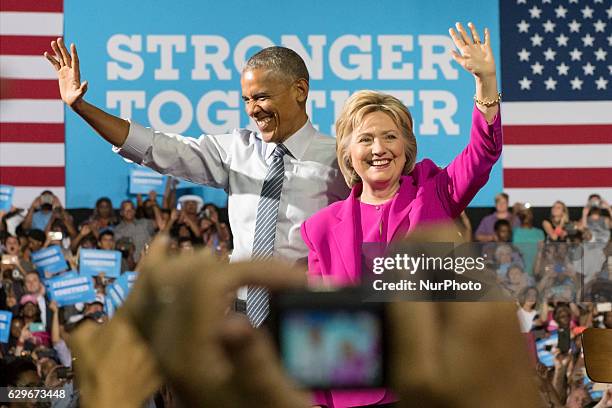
left=119, top=235, right=310, bottom=408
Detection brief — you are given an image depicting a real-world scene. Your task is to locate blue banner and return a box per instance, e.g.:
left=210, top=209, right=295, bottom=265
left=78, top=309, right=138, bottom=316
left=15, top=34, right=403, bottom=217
left=64, top=0, right=501, bottom=208
left=129, top=166, right=167, bottom=195
left=31, top=245, right=68, bottom=275
left=124, top=271, right=138, bottom=289
left=536, top=332, right=558, bottom=367
left=79, top=249, right=122, bottom=278
left=106, top=272, right=137, bottom=309
left=47, top=275, right=97, bottom=307
left=0, top=185, right=14, bottom=212
left=104, top=295, right=115, bottom=318
left=0, top=311, right=12, bottom=343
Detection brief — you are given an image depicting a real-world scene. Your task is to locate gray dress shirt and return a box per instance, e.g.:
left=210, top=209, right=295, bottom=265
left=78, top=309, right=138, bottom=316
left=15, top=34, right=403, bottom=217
left=115, top=119, right=349, bottom=265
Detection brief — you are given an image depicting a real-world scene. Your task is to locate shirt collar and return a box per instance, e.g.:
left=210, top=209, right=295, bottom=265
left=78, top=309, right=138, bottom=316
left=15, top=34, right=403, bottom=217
left=263, top=119, right=316, bottom=161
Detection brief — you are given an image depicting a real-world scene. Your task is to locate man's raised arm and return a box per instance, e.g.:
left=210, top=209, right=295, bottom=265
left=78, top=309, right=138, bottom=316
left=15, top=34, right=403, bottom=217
left=44, top=37, right=129, bottom=147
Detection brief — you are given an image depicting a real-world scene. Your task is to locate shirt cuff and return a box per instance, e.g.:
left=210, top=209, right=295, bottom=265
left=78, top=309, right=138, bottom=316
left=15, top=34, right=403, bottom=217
left=472, top=104, right=502, bottom=149
left=112, top=120, right=152, bottom=164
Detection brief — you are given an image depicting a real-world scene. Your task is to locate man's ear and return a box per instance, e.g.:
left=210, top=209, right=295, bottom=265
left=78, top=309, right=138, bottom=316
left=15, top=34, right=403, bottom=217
left=293, top=78, right=309, bottom=104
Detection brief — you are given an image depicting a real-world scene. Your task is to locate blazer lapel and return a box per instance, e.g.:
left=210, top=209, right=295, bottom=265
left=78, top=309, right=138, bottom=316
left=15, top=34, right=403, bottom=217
left=332, top=186, right=360, bottom=283
left=387, top=176, right=417, bottom=241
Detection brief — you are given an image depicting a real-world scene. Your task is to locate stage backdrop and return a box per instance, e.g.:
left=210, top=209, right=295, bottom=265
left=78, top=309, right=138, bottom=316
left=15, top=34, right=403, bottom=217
left=1, top=0, right=610, bottom=209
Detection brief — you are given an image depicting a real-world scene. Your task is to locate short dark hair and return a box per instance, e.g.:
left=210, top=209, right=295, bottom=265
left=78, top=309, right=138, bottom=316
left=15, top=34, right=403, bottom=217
left=494, top=219, right=511, bottom=231
left=3, top=357, right=38, bottom=386
left=99, top=230, right=114, bottom=240
left=244, top=46, right=309, bottom=83
left=95, top=197, right=112, bottom=207
left=120, top=200, right=134, bottom=211
left=27, top=229, right=46, bottom=243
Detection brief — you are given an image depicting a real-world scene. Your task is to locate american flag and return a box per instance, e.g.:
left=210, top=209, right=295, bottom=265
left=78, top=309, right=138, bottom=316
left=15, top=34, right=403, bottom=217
left=0, top=0, right=65, bottom=208
left=500, top=0, right=612, bottom=206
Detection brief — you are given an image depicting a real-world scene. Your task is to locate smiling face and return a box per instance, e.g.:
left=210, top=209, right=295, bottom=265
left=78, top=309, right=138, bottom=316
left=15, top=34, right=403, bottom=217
left=349, top=111, right=406, bottom=193
left=495, top=195, right=509, bottom=213
left=241, top=68, right=308, bottom=144
left=120, top=201, right=135, bottom=222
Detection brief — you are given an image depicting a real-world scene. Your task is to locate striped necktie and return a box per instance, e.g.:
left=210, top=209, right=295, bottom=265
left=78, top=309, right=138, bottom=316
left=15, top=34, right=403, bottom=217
left=247, top=143, right=289, bottom=327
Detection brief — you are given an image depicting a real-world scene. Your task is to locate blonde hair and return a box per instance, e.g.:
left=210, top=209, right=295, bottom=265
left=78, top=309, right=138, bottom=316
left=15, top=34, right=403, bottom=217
left=551, top=200, right=569, bottom=226
left=335, top=90, right=417, bottom=187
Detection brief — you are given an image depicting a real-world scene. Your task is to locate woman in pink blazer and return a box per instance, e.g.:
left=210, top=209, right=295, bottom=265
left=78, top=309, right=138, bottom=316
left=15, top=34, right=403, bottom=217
left=302, top=22, right=502, bottom=408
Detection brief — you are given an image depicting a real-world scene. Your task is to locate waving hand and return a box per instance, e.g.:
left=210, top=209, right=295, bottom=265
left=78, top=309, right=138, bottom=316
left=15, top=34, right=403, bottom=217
left=44, top=38, right=88, bottom=107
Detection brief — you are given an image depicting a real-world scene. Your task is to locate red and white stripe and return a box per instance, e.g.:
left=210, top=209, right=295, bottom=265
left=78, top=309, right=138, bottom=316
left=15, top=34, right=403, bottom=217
left=0, top=0, right=65, bottom=208
left=502, top=101, right=612, bottom=207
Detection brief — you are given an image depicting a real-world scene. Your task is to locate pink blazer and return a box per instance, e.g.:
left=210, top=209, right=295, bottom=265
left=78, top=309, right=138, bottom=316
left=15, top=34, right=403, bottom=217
left=301, top=107, right=502, bottom=407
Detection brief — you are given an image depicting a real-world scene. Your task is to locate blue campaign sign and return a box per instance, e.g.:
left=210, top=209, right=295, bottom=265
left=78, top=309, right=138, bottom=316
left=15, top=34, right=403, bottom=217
left=0, top=311, right=13, bottom=343
left=0, top=185, right=14, bottom=212
left=536, top=332, right=558, bottom=367
left=31, top=246, right=68, bottom=275
left=107, top=281, right=127, bottom=309
left=64, top=0, right=500, bottom=208
left=125, top=271, right=138, bottom=289
left=107, top=272, right=137, bottom=308
left=79, top=249, right=122, bottom=278
left=129, top=166, right=167, bottom=195
left=104, top=296, right=115, bottom=318
left=47, top=275, right=97, bottom=307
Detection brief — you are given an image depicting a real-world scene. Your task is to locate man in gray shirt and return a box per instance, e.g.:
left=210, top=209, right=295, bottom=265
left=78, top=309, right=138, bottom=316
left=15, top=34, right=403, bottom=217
left=113, top=200, right=155, bottom=262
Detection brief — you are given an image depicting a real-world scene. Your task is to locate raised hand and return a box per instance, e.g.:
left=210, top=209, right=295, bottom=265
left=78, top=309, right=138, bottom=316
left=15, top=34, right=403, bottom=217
left=79, top=223, right=92, bottom=237
left=449, top=22, right=496, bottom=79
left=44, top=38, right=88, bottom=107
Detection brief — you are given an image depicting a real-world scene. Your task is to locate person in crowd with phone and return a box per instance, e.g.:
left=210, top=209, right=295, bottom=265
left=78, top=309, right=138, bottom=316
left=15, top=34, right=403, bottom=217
left=9, top=271, right=53, bottom=334
left=1, top=234, right=30, bottom=282
left=13, top=295, right=50, bottom=356
left=576, top=194, right=611, bottom=283
left=542, top=200, right=571, bottom=243
left=44, top=38, right=349, bottom=327
left=21, top=191, right=62, bottom=232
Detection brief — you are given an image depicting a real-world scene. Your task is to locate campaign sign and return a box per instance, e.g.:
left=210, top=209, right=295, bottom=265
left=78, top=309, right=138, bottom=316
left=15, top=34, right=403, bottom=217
left=104, top=295, right=115, bottom=319
left=107, top=281, right=127, bottom=309
left=129, top=167, right=167, bottom=195
left=31, top=245, right=68, bottom=275
left=46, top=271, right=79, bottom=283
left=0, top=185, right=14, bottom=212
left=79, top=249, right=122, bottom=278
left=47, top=275, right=97, bottom=307
left=536, top=332, right=558, bottom=367
left=65, top=0, right=502, bottom=208
left=125, top=271, right=138, bottom=289
left=107, top=272, right=138, bottom=308
left=0, top=311, right=12, bottom=343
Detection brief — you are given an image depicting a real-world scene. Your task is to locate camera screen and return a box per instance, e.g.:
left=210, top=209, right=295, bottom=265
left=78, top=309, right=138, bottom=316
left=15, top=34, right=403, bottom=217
left=279, top=309, right=383, bottom=389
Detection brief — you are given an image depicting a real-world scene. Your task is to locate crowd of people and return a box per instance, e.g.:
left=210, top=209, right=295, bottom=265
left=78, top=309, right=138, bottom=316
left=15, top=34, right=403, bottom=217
left=474, top=192, right=612, bottom=407
left=0, top=188, right=610, bottom=407
left=0, top=184, right=234, bottom=405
